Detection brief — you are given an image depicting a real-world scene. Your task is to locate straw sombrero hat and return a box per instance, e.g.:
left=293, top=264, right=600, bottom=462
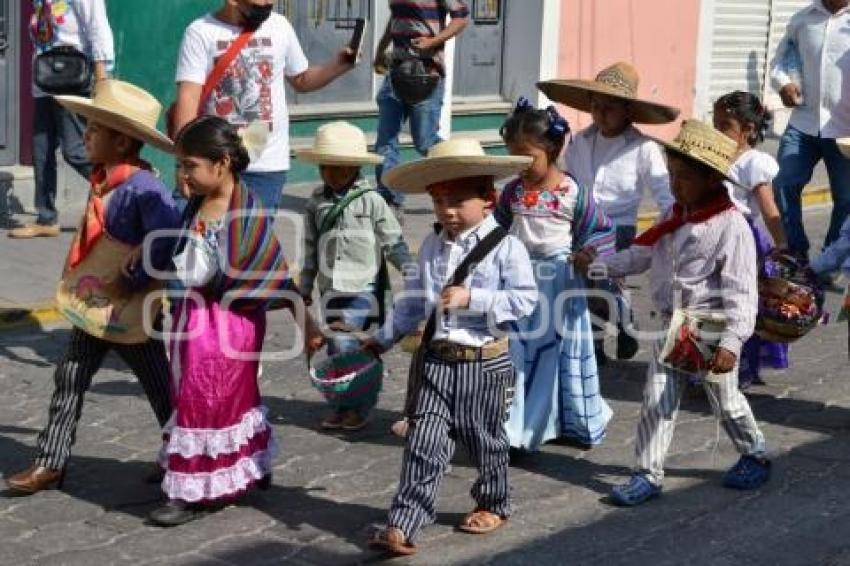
left=295, top=121, right=383, bottom=166
left=537, top=62, right=681, bottom=125
left=382, top=138, right=532, bottom=193
left=55, top=80, right=173, bottom=153
left=654, top=119, right=737, bottom=183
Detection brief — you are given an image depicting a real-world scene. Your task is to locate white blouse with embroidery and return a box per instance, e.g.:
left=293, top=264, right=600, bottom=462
left=502, top=176, right=579, bottom=257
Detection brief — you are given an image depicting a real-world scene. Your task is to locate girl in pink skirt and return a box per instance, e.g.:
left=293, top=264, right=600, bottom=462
left=149, top=116, right=324, bottom=527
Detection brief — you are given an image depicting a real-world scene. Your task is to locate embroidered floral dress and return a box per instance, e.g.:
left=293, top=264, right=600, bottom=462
left=496, top=175, right=616, bottom=449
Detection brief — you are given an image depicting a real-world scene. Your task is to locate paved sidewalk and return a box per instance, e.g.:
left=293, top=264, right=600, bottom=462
left=0, top=207, right=848, bottom=565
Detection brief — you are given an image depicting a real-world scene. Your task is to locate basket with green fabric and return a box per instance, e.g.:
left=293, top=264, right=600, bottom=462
left=309, top=351, right=383, bottom=410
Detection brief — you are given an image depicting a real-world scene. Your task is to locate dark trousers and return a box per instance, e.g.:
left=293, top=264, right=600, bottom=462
left=32, top=96, right=92, bottom=225
left=388, top=351, right=514, bottom=543
left=773, top=125, right=850, bottom=256
left=35, top=328, right=172, bottom=469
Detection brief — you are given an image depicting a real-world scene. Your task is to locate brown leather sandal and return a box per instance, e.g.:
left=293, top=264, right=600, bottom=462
left=458, top=510, right=507, bottom=534
left=368, top=526, right=417, bottom=556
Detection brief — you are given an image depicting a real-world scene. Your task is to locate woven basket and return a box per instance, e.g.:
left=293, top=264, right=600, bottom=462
left=755, top=316, right=818, bottom=343
left=310, top=351, right=383, bottom=410
left=755, top=276, right=821, bottom=344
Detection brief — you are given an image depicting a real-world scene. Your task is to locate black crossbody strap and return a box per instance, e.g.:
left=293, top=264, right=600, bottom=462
left=421, top=225, right=508, bottom=343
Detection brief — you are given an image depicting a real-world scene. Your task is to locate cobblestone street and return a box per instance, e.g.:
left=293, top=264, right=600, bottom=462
left=1, top=207, right=850, bottom=565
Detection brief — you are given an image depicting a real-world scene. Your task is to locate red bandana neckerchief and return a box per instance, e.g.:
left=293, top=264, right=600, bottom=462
left=65, top=161, right=152, bottom=271
left=632, top=194, right=735, bottom=247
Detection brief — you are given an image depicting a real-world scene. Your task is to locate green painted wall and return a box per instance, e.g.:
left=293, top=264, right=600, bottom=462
left=105, top=0, right=217, bottom=175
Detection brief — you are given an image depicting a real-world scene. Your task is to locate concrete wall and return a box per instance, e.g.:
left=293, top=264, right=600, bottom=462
left=556, top=0, right=701, bottom=139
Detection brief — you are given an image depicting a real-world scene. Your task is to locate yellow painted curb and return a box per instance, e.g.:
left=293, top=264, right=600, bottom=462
left=636, top=185, right=831, bottom=232
left=0, top=304, right=66, bottom=331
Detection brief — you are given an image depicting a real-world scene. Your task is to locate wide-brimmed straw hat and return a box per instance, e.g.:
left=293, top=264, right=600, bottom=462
left=55, top=79, right=173, bottom=153
left=654, top=119, right=737, bottom=183
left=537, top=62, right=681, bottom=125
left=295, top=121, right=383, bottom=166
left=382, top=138, right=532, bottom=193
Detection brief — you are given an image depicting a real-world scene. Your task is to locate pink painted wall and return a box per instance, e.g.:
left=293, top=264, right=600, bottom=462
left=557, top=0, right=701, bottom=139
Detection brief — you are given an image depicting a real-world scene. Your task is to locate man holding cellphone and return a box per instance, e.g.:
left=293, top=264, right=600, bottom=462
left=172, top=0, right=357, bottom=212
left=373, top=1, right=469, bottom=221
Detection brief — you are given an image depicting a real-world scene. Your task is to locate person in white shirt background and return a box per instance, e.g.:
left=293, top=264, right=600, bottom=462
left=10, top=0, right=114, bottom=239
left=770, top=0, right=850, bottom=263
left=172, top=0, right=357, bottom=212
left=542, top=62, right=680, bottom=365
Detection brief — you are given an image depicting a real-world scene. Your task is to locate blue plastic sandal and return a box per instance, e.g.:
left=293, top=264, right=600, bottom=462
left=610, top=474, right=662, bottom=506
left=722, top=455, right=771, bottom=490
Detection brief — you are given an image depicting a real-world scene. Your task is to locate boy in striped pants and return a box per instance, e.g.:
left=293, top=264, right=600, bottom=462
left=363, top=140, right=537, bottom=556
left=576, top=120, right=771, bottom=506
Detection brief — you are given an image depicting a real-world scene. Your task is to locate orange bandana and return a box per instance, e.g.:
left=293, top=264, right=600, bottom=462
left=65, top=161, right=151, bottom=271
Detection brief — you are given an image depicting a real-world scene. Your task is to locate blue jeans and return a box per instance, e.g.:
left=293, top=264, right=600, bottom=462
left=241, top=170, right=288, bottom=213
left=323, top=292, right=377, bottom=356
left=32, top=96, right=92, bottom=225
left=773, top=125, right=850, bottom=256
left=374, top=76, right=445, bottom=206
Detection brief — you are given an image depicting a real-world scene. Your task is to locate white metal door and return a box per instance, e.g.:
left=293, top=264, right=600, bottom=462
left=764, top=0, right=811, bottom=102
left=452, top=0, right=505, bottom=101
left=279, top=0, right=375, bottom=107
left=706, top=0, right=772, bottom=107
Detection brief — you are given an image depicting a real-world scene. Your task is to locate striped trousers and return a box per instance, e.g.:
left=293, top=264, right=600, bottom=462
left=35, top=328, right=172, bottom=469
left=388, top=351, right=515, bottom=543
left=634, top=341, right=766, bottom=485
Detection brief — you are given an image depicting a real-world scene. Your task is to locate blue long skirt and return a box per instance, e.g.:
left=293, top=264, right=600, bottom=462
left=506, top=254, right=613, bottom=450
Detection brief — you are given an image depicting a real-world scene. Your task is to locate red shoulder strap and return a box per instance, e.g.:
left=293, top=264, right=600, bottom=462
left=198, top=28, right=255, bottom=109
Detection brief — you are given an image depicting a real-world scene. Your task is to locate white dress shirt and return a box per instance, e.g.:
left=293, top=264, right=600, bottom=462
left=598, top=208, right=758, bottom=357
left=377, top=214, right=538, bottom=348
left=770, top=0, right=850, bottom=138
left=565, top=125, right=674, bottom=227
left=725, top=149, right=779, bottom=223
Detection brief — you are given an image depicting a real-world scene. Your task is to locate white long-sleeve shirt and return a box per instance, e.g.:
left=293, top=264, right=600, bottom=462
left=377, top=214, right=538, bottom=348
left=597, top=208, right=758, bottom=357
left=770, top=0, right=850, bottom=138
left=30, top=0, right=114, bottom=98
left=565, top=124, right=674, bottom=228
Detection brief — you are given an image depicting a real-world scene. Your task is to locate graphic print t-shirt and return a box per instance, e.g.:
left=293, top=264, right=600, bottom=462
left=175, top=13, right=309, bottom=172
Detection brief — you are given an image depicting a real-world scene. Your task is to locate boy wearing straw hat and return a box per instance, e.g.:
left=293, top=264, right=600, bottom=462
left=296, top=121, right=413, bottom=431
left=362, top=139, right=537, bottom=556
left=5, top=80, right=181, bottom=494
left=539, top=62, right=680, bottom=364
left=575, top=120, right=770, bottom=506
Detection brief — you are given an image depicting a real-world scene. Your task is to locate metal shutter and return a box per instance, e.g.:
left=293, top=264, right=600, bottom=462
left=708, top=0, right=772, bottom=106
left=764, top=0, right=811, bottom=101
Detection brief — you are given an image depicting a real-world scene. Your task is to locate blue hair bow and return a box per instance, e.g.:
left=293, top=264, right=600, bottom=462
left=514, top=96, right=534, bottom=113
left=511, top=97, right=570, bottom=141
left=545, top=105, right=570, bottom=139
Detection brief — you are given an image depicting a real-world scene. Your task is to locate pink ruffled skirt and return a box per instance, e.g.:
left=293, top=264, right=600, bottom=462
left=161, top=298, right=275, bottom=503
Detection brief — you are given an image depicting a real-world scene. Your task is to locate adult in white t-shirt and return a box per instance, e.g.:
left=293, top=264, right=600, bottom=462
left=10, top=0, right=114, bottom=239
left=173, top=1, right=356, bottom=211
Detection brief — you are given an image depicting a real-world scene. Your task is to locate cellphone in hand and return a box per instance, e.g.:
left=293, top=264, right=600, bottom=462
left=347, top=18, right=367, bottom=64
